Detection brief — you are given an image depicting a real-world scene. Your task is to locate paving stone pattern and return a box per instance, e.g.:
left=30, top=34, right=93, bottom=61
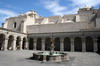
left=0, top=50, right=100, bottom=66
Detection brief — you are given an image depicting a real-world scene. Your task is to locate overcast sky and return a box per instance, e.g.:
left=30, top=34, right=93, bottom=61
left=0, top=0, right=100, bottom=26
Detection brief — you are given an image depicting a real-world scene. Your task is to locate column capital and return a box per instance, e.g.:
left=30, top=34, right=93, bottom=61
left=20, top=38, right=23, bottom=41
left=5, top=38, right=8, bottom=40
left=93, top=38, right=98, bottom=41
left=60, top=39, right=64, bottom=42
left=13, top=38, right=17, bottom=40
left=26, top=40, right=29, bottom=42
left=71, top=38, right=74, bottom=42
left=81, top=38, right=85, bottom=41
left=81, top=36, right=85, bottom=39
left=60, top=37, right=64, bottom=39
left=20, top=39, right=23, bottom=41
left=41, top=38, right=45, bottom=42
left=34, top=39, right=37, bottom=42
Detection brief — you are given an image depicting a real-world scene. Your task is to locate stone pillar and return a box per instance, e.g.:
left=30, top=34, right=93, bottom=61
left=93, top=39, right=98, bottom=52
left=25, top=41, right=29, bottom=50
left=1, top=42, right=4, bottom=50
left=33, top=39, right=37, bottom=50
left=42, top=38, right=45, bottom=51
left=82, top=38, right=86, bottom=52
left=19, top=40, right=23, bottom=50
left=60, top=38, right=64, bottom=51
left=71, top=38, right=74, bottom=52
left=12, top=38, right=16, bottom=51
left=3, top=38, right=8, bottom=51
left=51, top=37, right=54, bottom=51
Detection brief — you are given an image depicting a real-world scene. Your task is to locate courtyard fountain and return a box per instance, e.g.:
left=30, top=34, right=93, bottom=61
left=33, top=37, right=70, bottom=62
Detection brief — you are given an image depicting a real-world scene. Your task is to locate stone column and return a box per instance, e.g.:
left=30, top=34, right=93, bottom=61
left=60, top=38, right=64, bottom=51
left=71, top=38, right=74, bottom=52
left=1, top=42, right=4, bottom=50
left=82, top=38, right=86, bottom=52
left=42, top=38, right=45, bottom=51
left=93, top=39, right=98, bottom=52
left=25, top=41, right=29, bottom=50
left=19, top=39, right=23, bottom=50
left=51, top=37, right=54, bottom=51
left=12, top=38, right=16, bottom=51
left=33, top=38, right=37, bottom=50
left=3, top=38, right=8, bottom=51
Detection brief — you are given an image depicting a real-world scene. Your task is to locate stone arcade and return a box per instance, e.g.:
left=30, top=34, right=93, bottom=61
left=0, top=7, right=100, bottom=52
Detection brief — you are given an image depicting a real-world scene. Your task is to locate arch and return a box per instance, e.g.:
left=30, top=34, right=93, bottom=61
left=45, top=37, right=51, bottom=51
left=54, top=37, right=60, bottom=51
left=74, top=37, right=82, bottom=52
left=64, top=37, right=71, bottom=51
left=29, top=38, right=34, bottom=50
left=22, top=37, right=26, bottom=49
left=0, top=34, right=5, bottom=50
left=36, top=38, right=42, bottom=50
left=16, top=36, right=21, bottom=50
left=85, top=36, right=94, bottom=52
left=97, top=36, right=100, bottom=52
left=8, top=35, right=14, bottom=50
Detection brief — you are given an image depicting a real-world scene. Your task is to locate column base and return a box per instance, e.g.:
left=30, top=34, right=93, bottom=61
left=71, top=50, right=74, bottom=52
left=42, top=49, right=45, bottom=51
left=60, top=49, right=64, bottom=52
left=4, top=49, right=8, bottom=51
left=82, top=49, right=86, bottom=52
left=94, top=50, right=97, bottom=52
left=19, top=49, right=23, bottom=50
left=12, top=49, right=16, bottom=51
left=82, top=50, right=86, bottom=52
left=33, top=49, right=36, bottom=51
left=12, top=47, right=16, bottom=51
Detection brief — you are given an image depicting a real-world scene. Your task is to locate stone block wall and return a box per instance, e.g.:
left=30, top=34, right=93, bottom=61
left=26, top=22, right=88, bottom=33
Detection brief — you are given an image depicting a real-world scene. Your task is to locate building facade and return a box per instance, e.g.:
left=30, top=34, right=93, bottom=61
left=0, top=7, right=100, bottom=52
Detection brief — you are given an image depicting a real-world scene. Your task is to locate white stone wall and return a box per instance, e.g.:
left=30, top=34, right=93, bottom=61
left=26, top=22, right=88, bottom=33
left=22, top=16, right=35, bottom=33
left=3, top=16, right=27, bottom=32
left=2, top=7, right=100, bottom=34
left=3, top=14, right=36, bottom=33
left=96, top=18, right=100, bottom=28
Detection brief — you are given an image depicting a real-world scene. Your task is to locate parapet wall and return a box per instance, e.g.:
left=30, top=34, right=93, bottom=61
left=26, top=22, right=88, bottom=33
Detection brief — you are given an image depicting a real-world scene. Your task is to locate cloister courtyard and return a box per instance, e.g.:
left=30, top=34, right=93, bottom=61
left=0, top=50, right=100, bottom=66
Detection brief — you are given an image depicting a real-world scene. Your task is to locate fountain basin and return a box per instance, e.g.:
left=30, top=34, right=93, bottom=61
left=33, top=51, right=70, bottom=62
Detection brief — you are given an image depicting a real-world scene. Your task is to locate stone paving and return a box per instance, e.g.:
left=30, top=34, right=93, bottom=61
left=0, top=50, right=100, bottom=66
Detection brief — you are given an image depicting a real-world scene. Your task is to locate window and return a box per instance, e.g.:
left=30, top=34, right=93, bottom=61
left=13, top=22, right=16, bottom=28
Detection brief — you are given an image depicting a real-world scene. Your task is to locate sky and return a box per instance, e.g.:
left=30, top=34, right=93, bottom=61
left=0, top=0, right=100, bottom=26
